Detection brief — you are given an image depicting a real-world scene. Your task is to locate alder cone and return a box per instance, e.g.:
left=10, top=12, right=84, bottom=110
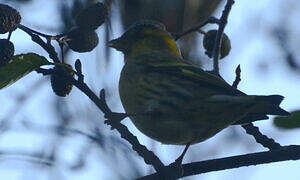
left=66, top=28, right=99, bottom=53
left=0, top=4, right=21, bottom=34
left=203, top=30, right=231, bottom=59
left=0, top=39, right=14, bottom=67
left=50, top=65, right=74, bottom=97
left=75, top=2, right=107, bottom=30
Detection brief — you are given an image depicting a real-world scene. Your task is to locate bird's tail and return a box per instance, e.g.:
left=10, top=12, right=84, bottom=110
left=251, top=95, right=290, bottom=116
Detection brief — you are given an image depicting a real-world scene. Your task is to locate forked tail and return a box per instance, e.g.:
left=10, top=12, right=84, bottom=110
left=254, top=95, right=290, bottom=116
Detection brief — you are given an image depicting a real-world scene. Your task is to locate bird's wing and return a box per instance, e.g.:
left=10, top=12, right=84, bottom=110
left=135, top=58, right=244, bottom=96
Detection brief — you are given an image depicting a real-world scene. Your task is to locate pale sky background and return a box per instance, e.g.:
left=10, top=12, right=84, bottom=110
left=0, top=0, right=300, bottom=179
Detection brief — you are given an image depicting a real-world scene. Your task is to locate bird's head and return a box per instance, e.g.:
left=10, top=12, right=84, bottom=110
left=108, top=20, right=181, bottom=58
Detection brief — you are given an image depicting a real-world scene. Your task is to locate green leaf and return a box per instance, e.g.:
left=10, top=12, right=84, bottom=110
left=0, top=53, right=52, bottom=89
left=274, top=110, right=300, bottom=129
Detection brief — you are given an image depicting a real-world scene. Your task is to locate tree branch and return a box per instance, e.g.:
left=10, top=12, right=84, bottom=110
left=232, top=64, right=241, bottom=88
left=212, top=0, right=235, bottom=75
left=36, top=66, right=165, bottom=172
left=242, top=123, right=282, bottom=150
left=172, top=17, right=220, bottom=40
left=138, top=145, right=300, bottom=180
left=18, top=24, right=60, bottom=63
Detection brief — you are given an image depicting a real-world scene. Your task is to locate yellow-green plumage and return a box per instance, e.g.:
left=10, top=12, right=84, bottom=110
left=109, top=20, right=290, bottom=145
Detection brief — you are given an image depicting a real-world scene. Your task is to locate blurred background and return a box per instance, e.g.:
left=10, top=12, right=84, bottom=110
left=0, top=0, right=300, bottom=179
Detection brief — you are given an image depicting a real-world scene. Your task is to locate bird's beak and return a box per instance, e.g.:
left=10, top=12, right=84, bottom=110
left=107, top=37, right=122, bottom=49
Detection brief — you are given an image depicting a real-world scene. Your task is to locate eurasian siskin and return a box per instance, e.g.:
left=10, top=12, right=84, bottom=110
left=108, top=20, right=290, bottom=146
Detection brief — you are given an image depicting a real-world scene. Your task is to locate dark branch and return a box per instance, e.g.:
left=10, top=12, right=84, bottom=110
left=212, top=0, right=235, bottom=74
left=242, top=123, right=282, bottom=150
left=232, top=65, right=241, bottom=88
left=35, top=67, right=165, bottom=172
left=71, top=81, right=165, bottom=171
left=18, top=24, right=60, bottom=63
left=18, top=24, right=66, bottom=39
left=138, top=145, right=300, bottom=180
left=173, top=17, right=220, bottom=40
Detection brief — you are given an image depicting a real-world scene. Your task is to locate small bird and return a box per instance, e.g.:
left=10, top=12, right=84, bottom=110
left=108, top=20, right=290, bottom=161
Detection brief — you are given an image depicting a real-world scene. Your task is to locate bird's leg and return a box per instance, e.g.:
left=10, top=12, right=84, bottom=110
left=167, top=143, right=191, bottom=177
left=175, top=143, right=191, bottom=165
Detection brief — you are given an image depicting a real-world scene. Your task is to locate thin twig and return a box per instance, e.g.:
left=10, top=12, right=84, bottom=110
left=7, top=31, right=12, bottom=40
left=173, top=17, right=220, bottom=40
left=242, top=123, right=282, bottom=150
left=18, top=24, right=66, bottom=39
left=59, top=42, right=65, bottom=64
left=212, top=0, right=235, bottom=75
left=19, top=26, right=60, bottom=63
left=232, top=64, right=241, bottom=88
